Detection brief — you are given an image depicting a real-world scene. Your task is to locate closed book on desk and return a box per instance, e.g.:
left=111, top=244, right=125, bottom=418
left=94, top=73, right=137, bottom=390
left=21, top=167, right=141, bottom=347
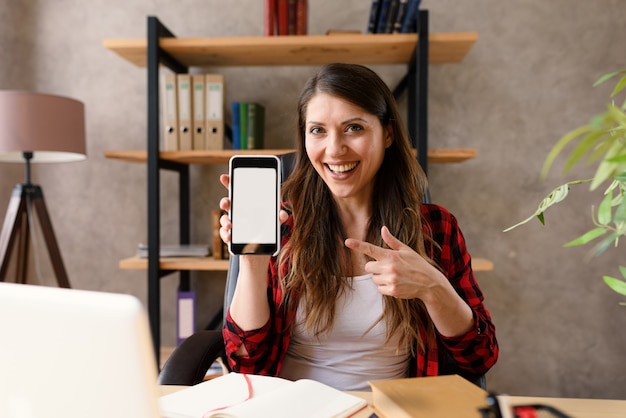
left=368, top=375, right=487, bottom=418
left=159, top=372, right=367, bottom=418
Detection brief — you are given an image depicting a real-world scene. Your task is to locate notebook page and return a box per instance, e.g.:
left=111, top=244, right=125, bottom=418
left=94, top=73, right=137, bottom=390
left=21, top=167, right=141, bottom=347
left=208, top=379, right=367, bottom=418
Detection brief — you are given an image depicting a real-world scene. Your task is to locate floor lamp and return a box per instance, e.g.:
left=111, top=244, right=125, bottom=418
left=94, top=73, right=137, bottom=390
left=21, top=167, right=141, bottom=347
left=0, top=91, right=86, bottom=287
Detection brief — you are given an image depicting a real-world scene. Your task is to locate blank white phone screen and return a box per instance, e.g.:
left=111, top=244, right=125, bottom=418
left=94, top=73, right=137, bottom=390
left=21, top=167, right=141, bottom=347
left=231, top=167, right=277, bottom=244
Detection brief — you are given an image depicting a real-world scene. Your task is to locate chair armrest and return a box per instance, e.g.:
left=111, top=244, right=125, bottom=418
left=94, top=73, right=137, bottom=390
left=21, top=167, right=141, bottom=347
left=157, top=330, right=225, bottom=386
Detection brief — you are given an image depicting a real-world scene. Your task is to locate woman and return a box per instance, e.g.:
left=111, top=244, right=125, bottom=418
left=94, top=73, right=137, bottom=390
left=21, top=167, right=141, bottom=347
left=219, top=63, right=498, bottom=391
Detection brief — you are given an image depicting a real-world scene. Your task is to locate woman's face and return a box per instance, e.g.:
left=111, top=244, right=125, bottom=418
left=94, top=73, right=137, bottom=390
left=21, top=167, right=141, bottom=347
left=304, top=93, right=393, bottom=204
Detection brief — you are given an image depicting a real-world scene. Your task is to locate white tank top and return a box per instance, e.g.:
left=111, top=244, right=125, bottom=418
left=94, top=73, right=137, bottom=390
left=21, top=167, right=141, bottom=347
left=278, top=274, right=410, bottom=391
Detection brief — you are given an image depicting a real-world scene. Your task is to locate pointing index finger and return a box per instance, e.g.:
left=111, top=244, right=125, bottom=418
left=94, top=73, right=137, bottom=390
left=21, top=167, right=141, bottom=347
left=344, top=238, right=388, bottom=260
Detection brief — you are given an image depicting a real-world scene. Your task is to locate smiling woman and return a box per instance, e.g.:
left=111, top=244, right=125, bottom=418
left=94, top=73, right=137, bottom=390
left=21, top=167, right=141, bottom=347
left=218, top=63, right=498, bottom=391
left=304, top=93, right=391, bottom=203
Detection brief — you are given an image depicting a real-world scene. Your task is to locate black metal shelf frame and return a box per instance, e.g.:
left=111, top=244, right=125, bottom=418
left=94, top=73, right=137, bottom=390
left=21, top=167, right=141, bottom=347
left=142, top=11, right=430, bottom=367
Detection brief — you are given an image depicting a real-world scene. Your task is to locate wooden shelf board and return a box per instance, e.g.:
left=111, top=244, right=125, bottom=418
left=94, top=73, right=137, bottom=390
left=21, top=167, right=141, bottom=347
left=472, top=258, right=493, bottom=272
left=119, top=256, right=229, bottom=271
left=119, top=256, right=492, bottom=272
left=104, top=148, right=476, bottom=165
left=103, top=32, right=478, bottom=68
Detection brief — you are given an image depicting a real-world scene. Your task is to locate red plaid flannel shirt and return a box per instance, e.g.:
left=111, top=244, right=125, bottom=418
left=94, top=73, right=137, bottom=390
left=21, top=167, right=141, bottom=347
left=223, top=203, right=498, bottom=379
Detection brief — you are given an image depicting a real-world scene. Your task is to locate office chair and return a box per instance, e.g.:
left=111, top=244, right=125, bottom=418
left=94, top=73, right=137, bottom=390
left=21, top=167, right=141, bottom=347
left=157, top=152, right=485, bottom=389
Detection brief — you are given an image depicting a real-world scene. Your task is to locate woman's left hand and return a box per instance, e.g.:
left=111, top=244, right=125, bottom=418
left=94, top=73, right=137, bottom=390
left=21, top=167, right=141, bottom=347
left=346, top=226, right=475, bottom=337
left=344, top=226, right=448, bottom=301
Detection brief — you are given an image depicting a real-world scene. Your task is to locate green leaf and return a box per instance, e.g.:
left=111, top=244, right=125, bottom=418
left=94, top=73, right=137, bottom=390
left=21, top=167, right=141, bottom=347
left=614, top=171, right=626, bottom=182
left=603, top=275, right=626, bottom=296
left=537, top=212, right=545, bottom=225
left=593, top=71, right=624, bottom=87
left=612, top=194, right=626, bottom=224
left=618, top=265, right=626, bottom=279
left=592, top=232, right=619, bottom=255
left=598, top=192, right=613, bottom=225
left=563, top=227, right=607, bottom=247
left=606, top=154, right=626, bottom=164
left=591, top=140, right=626, bottom=190
left=541, top=125, right=594, bottom=179
left=563, top=130, right=607, bottom=172
left=503, top=183, right=570, bottom=231
left=611, top=75, right=626, bottom=97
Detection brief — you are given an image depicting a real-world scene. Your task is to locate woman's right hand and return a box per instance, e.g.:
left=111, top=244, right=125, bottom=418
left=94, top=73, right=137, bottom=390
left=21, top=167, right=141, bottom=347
left=218, top=174, right=232, bottom=245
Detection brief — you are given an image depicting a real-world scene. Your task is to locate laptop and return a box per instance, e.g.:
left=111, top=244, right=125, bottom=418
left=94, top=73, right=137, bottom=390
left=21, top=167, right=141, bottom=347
left=0, top=282, right=161, bottom=418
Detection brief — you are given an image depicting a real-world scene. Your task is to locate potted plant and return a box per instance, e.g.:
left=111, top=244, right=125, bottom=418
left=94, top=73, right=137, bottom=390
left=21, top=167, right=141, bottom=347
left=505, top=70, right=626, bottom=300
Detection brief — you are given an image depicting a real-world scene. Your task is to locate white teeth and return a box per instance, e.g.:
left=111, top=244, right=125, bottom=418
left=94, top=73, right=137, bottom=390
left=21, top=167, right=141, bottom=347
left=328, top=162, right=358, bottom=173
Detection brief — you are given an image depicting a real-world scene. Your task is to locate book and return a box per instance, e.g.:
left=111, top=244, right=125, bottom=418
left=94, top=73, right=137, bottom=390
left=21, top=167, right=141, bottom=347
left=231, top=102, right=241, bottom=150
left=238, top=102, right=248, bottom=150
left=384, top=0, right=400, bottom=34
left=366, top=0, right=380, bottom=33
left=287, top=0, right=297, bottom=34
left=375, top=0, right=392, bottom=33
left=136, top=244, right=210, bottom=258
left=296, top=0, right=307, bottom=35
left=391, top=0, right=408, bottom=33
left=264, top=0, right=277, bottom=36
left=159, top=372, right=367, bottom=418
left=276, top=0, right=289, bottom=35
left=368, top=375, right=488, bottom=418
left=400, top=0, right=421, bottom=33
left=246, top=102, right=265, bottom=150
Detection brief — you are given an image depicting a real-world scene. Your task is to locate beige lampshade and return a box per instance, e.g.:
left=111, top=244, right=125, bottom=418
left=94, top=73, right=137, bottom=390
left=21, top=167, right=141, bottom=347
left=0, top=90, right=86, bottom=163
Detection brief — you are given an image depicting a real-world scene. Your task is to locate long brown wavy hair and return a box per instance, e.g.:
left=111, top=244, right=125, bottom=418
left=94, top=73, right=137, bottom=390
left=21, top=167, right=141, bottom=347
left=279, top=63, right=437, bottom=353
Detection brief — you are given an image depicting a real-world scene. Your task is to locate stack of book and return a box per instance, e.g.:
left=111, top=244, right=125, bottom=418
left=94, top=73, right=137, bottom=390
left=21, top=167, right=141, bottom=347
left=264, top=0, right=307, bottom=36
left=230, top=102, right=265, bottom=150
left=162, top=73, right=226, bottom=151
left=367, top=0, right=422, bottom=34
left=136, top=244, right=210, bottom=258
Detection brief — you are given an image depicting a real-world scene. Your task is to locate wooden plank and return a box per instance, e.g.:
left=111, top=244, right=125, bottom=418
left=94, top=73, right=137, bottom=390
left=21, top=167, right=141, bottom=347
left=102, top=32, right=478, bottom=68
left=119, top=256, right=492, bottom=272
left=119, top=257, right=229, bottom=271
left=104, top=148, right=476, bottom=165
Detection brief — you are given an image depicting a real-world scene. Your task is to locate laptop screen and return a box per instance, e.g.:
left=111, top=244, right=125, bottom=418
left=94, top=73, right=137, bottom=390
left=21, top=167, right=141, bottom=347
left=0, top=283, right=161, bottom=418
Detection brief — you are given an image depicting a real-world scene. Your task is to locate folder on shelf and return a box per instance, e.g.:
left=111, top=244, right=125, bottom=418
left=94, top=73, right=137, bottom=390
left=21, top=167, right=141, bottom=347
left=177, top=73, right=193, bottom=151
left=177, top=290, right=196, bottom=346
left=191, top=74, right=206, bottom=150
left=162, top=73, right=179, bottom=150
left=205, top=73, right=225, bottom=150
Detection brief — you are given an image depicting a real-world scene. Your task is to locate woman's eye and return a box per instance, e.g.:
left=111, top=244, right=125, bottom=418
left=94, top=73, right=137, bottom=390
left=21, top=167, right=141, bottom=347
left=346, top=124, right=363, bottom=133
left=309, top=127, right=323, bottom=135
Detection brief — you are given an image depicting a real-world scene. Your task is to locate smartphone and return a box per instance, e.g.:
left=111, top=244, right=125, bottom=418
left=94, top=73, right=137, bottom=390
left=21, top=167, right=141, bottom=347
left=228, top=155, right=281, bottom=256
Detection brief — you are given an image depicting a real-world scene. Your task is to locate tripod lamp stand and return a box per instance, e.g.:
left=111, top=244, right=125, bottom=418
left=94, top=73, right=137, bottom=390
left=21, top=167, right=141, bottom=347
left=0, top=91, right=86, bottom=287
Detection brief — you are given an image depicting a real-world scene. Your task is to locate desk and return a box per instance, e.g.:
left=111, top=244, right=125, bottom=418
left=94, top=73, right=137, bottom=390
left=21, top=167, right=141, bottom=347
left=158, top=386, right=626, bottom=418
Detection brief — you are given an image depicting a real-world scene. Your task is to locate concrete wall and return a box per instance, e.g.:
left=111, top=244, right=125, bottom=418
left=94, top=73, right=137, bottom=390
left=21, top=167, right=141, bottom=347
left=1, top=0, right=625, bottom=399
